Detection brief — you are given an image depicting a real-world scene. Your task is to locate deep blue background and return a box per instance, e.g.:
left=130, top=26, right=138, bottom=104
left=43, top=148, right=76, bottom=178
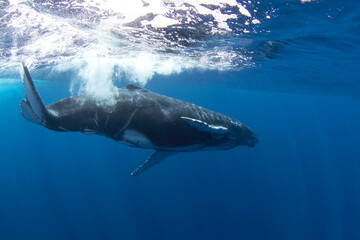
left=0, top=78, right=359, bottom=240
left=1, top=0, right=360, bottom=239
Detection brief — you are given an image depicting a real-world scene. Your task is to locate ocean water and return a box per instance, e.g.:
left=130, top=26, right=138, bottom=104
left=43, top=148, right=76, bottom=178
left=1, top=0, right=360, bottom=239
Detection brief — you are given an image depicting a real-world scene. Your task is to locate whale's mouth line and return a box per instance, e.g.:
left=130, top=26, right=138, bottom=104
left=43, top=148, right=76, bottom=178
left=249, top=133, right=259, bottom=147
left=249, top=136, right=259, bottom=147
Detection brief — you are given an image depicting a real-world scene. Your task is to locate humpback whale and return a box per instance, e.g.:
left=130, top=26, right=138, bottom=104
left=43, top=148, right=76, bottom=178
left=20, top=63, right=259, bottom=176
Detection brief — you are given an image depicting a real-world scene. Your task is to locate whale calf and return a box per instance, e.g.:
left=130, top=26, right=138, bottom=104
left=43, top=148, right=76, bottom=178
left=20, top=63, right=258, bottom=176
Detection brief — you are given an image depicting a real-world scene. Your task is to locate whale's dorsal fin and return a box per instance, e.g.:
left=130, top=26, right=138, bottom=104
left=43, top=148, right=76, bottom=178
left=181, top=116, right=228, bottom=134
left=20, top=63, right=51, bottom=126
left=131, top=151, right=177, bottom=176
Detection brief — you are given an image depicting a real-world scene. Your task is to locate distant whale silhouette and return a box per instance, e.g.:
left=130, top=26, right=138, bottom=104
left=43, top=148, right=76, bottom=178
left=20, top=63, right=258, bottom=176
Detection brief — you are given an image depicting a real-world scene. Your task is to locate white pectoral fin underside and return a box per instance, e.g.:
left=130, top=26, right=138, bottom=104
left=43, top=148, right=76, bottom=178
left=181, top=116, right=228, bottom=134
left=131, top=151, right=177, bottom=176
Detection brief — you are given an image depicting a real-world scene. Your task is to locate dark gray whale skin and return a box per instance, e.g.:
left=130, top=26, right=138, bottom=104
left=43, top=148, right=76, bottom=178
left=20, top=64, right=258, bottom=175
left=45, top=84, right=258, bottom=151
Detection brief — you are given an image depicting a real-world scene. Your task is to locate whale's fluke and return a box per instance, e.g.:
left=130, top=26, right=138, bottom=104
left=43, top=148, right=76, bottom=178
left=20, top=63, right=50, bottom=126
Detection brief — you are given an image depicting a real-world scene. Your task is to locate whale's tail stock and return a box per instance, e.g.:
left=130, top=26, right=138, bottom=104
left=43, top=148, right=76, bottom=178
left=20, top=63, right=51, bottom=126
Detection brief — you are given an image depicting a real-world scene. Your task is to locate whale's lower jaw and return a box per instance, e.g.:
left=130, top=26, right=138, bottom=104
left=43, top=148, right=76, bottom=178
left=117, top=129, right=202, bottom=152
left=118, top=129, right=235, bottom=152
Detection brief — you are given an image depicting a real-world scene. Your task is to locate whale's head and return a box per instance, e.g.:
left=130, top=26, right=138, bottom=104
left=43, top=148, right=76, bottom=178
left=229, top=122, right=259, bottom=148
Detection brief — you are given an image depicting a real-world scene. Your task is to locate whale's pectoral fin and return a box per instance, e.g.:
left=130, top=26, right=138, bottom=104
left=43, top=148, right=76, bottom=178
left=20, top=63, right=50, bottom=126
left=131, top=151, right=177, bottom=176
left=181, top=116, right=228, bottom=134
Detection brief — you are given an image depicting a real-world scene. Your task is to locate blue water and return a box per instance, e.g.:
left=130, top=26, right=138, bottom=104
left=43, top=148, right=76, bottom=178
left=1, top=0, right=360, bottom=239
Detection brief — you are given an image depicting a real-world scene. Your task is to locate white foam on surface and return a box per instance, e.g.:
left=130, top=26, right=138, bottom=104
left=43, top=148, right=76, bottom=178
left=239, top=5, right=252, bottom=17
left=149, top=15, right=180, bottom=28
left=1, top=0, right=270, bottom=98
left=55, top=50, right=244, bottom=103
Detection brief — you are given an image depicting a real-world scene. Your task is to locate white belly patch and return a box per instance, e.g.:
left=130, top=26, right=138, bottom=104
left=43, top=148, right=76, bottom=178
left=121, top=129, right=155, bottom=149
